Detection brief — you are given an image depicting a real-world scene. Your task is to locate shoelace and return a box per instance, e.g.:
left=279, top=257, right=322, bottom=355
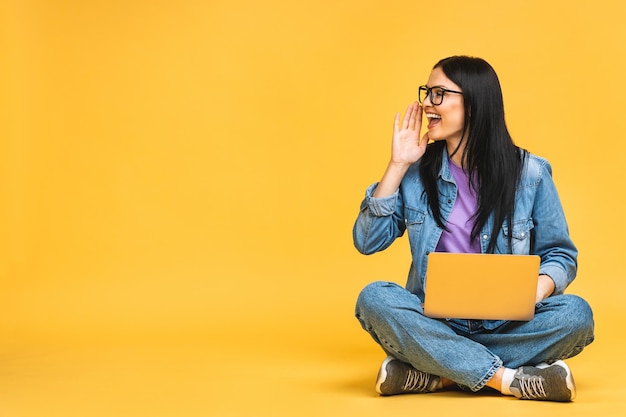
left=402, top=368, right=431, bottom=392
left=516, top=375, right=547, bottom=399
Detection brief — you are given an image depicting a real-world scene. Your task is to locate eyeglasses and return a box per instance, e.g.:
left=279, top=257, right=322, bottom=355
left=418, top=85, right=463, bottom=105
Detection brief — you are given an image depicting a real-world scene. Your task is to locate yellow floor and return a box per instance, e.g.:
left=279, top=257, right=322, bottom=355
left=0, top=301, right=622, bottom=417
left=0, top=252, right=620, bottom=417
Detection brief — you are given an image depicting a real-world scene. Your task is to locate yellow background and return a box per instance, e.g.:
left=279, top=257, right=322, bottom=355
left=1, top=0, right=625, bottom=416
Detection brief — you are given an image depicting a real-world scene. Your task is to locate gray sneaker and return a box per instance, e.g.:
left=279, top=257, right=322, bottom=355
left=509, top=360, right=576, bottom=402
left=375, top=357, right=441, bottom=396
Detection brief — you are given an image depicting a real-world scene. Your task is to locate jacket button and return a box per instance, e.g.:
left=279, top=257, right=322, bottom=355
left=482, top=234, right=489, bottom=240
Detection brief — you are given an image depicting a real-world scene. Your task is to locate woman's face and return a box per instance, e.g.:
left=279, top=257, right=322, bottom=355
left=422, top=67, right=466, bottom=144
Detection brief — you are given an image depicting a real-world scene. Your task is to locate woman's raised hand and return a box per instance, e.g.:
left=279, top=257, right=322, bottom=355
left=372, top=102, right=429, bottom=198
left=390, top=102, right=429, bottom=166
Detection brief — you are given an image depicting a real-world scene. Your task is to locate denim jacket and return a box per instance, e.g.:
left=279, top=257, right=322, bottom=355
left=353, top=148, right=577, bottom=307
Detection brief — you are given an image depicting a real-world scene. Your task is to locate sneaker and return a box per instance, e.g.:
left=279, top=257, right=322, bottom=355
left=375, top=356, right=441, bottom=396
left=509, top=360, right=576, bottom=402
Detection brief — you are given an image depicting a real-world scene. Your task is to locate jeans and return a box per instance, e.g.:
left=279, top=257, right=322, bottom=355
left=355, top=281, right=595, bottom=392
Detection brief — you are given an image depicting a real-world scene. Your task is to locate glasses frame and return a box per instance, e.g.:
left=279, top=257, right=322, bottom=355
left=418, top=85, right=463, bottom=106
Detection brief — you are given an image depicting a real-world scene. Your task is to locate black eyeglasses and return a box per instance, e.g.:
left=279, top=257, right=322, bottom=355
left=418, top=85, right=463, bottom=105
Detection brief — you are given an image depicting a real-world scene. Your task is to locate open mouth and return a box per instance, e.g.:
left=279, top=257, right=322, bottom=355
left=426, top=113, right=441, bottom=129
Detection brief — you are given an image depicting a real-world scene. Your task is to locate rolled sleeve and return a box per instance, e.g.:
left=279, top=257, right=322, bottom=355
left=362, top=183, right=400, bottom=216
left=353, top=183, right=406, bottom=255
left=531, top=160, right=578, bottom=295
left=540, top=264, right=570, bottom=296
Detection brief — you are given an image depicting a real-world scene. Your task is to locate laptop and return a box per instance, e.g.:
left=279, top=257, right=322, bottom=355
left=423, top=252, right=540, bottom=321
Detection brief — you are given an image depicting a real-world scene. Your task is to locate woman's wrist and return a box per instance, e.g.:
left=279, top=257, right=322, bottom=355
left=536, top=274, right=556, bottom=302
left=372, top=162, right=411, bottom=198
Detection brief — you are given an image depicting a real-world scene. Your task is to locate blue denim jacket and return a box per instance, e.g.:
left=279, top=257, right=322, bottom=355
left=353, top=148, right=577, bottom=305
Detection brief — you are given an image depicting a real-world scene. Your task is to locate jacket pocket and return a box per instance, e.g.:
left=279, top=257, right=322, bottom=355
left=501, top=218, right=534, bottom=254
left=404, top=207, right=426, bottom=252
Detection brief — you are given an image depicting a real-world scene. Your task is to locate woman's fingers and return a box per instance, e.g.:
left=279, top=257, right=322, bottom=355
left=389, top=103, right=427, bottom=165
left=419, top=131, right=429, bottom=148
left=408, top=102, right=419, bottom=130
left=394, top=111, right=401, bottom=134
left=401, top=104, right=411, bottom=129
left=400, top=102, right=421, bottom=131
left=412, top=103, right=423, bottom=131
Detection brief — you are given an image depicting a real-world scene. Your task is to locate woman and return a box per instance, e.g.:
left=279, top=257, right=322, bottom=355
left=353, top=56, right=594, bottom=402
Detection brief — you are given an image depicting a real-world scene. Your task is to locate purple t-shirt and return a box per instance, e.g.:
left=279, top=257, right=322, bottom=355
left=435, top=159, right=481, bottom=253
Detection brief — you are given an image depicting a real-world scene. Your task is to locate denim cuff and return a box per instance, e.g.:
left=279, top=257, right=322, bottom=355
left=539, top=264, right=570, bottom=295
left=363, top=183, right=399, bottom=217
left=471, top=357, right=503, bottom=392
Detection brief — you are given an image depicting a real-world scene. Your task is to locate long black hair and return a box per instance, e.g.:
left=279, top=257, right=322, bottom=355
left=419, top=56, right=527, bottom=253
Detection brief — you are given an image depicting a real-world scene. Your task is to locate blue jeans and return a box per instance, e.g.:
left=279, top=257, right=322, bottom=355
left=355, top=281, right=595, bottom=392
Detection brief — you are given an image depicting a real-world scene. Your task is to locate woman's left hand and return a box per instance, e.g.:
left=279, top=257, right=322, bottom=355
left=535, top=274, right=556, bottom=303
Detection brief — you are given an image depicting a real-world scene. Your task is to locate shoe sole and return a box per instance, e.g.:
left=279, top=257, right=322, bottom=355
left=375, top=356, right=394, bottom=395
left=537, top=360, right=576, bottom=401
